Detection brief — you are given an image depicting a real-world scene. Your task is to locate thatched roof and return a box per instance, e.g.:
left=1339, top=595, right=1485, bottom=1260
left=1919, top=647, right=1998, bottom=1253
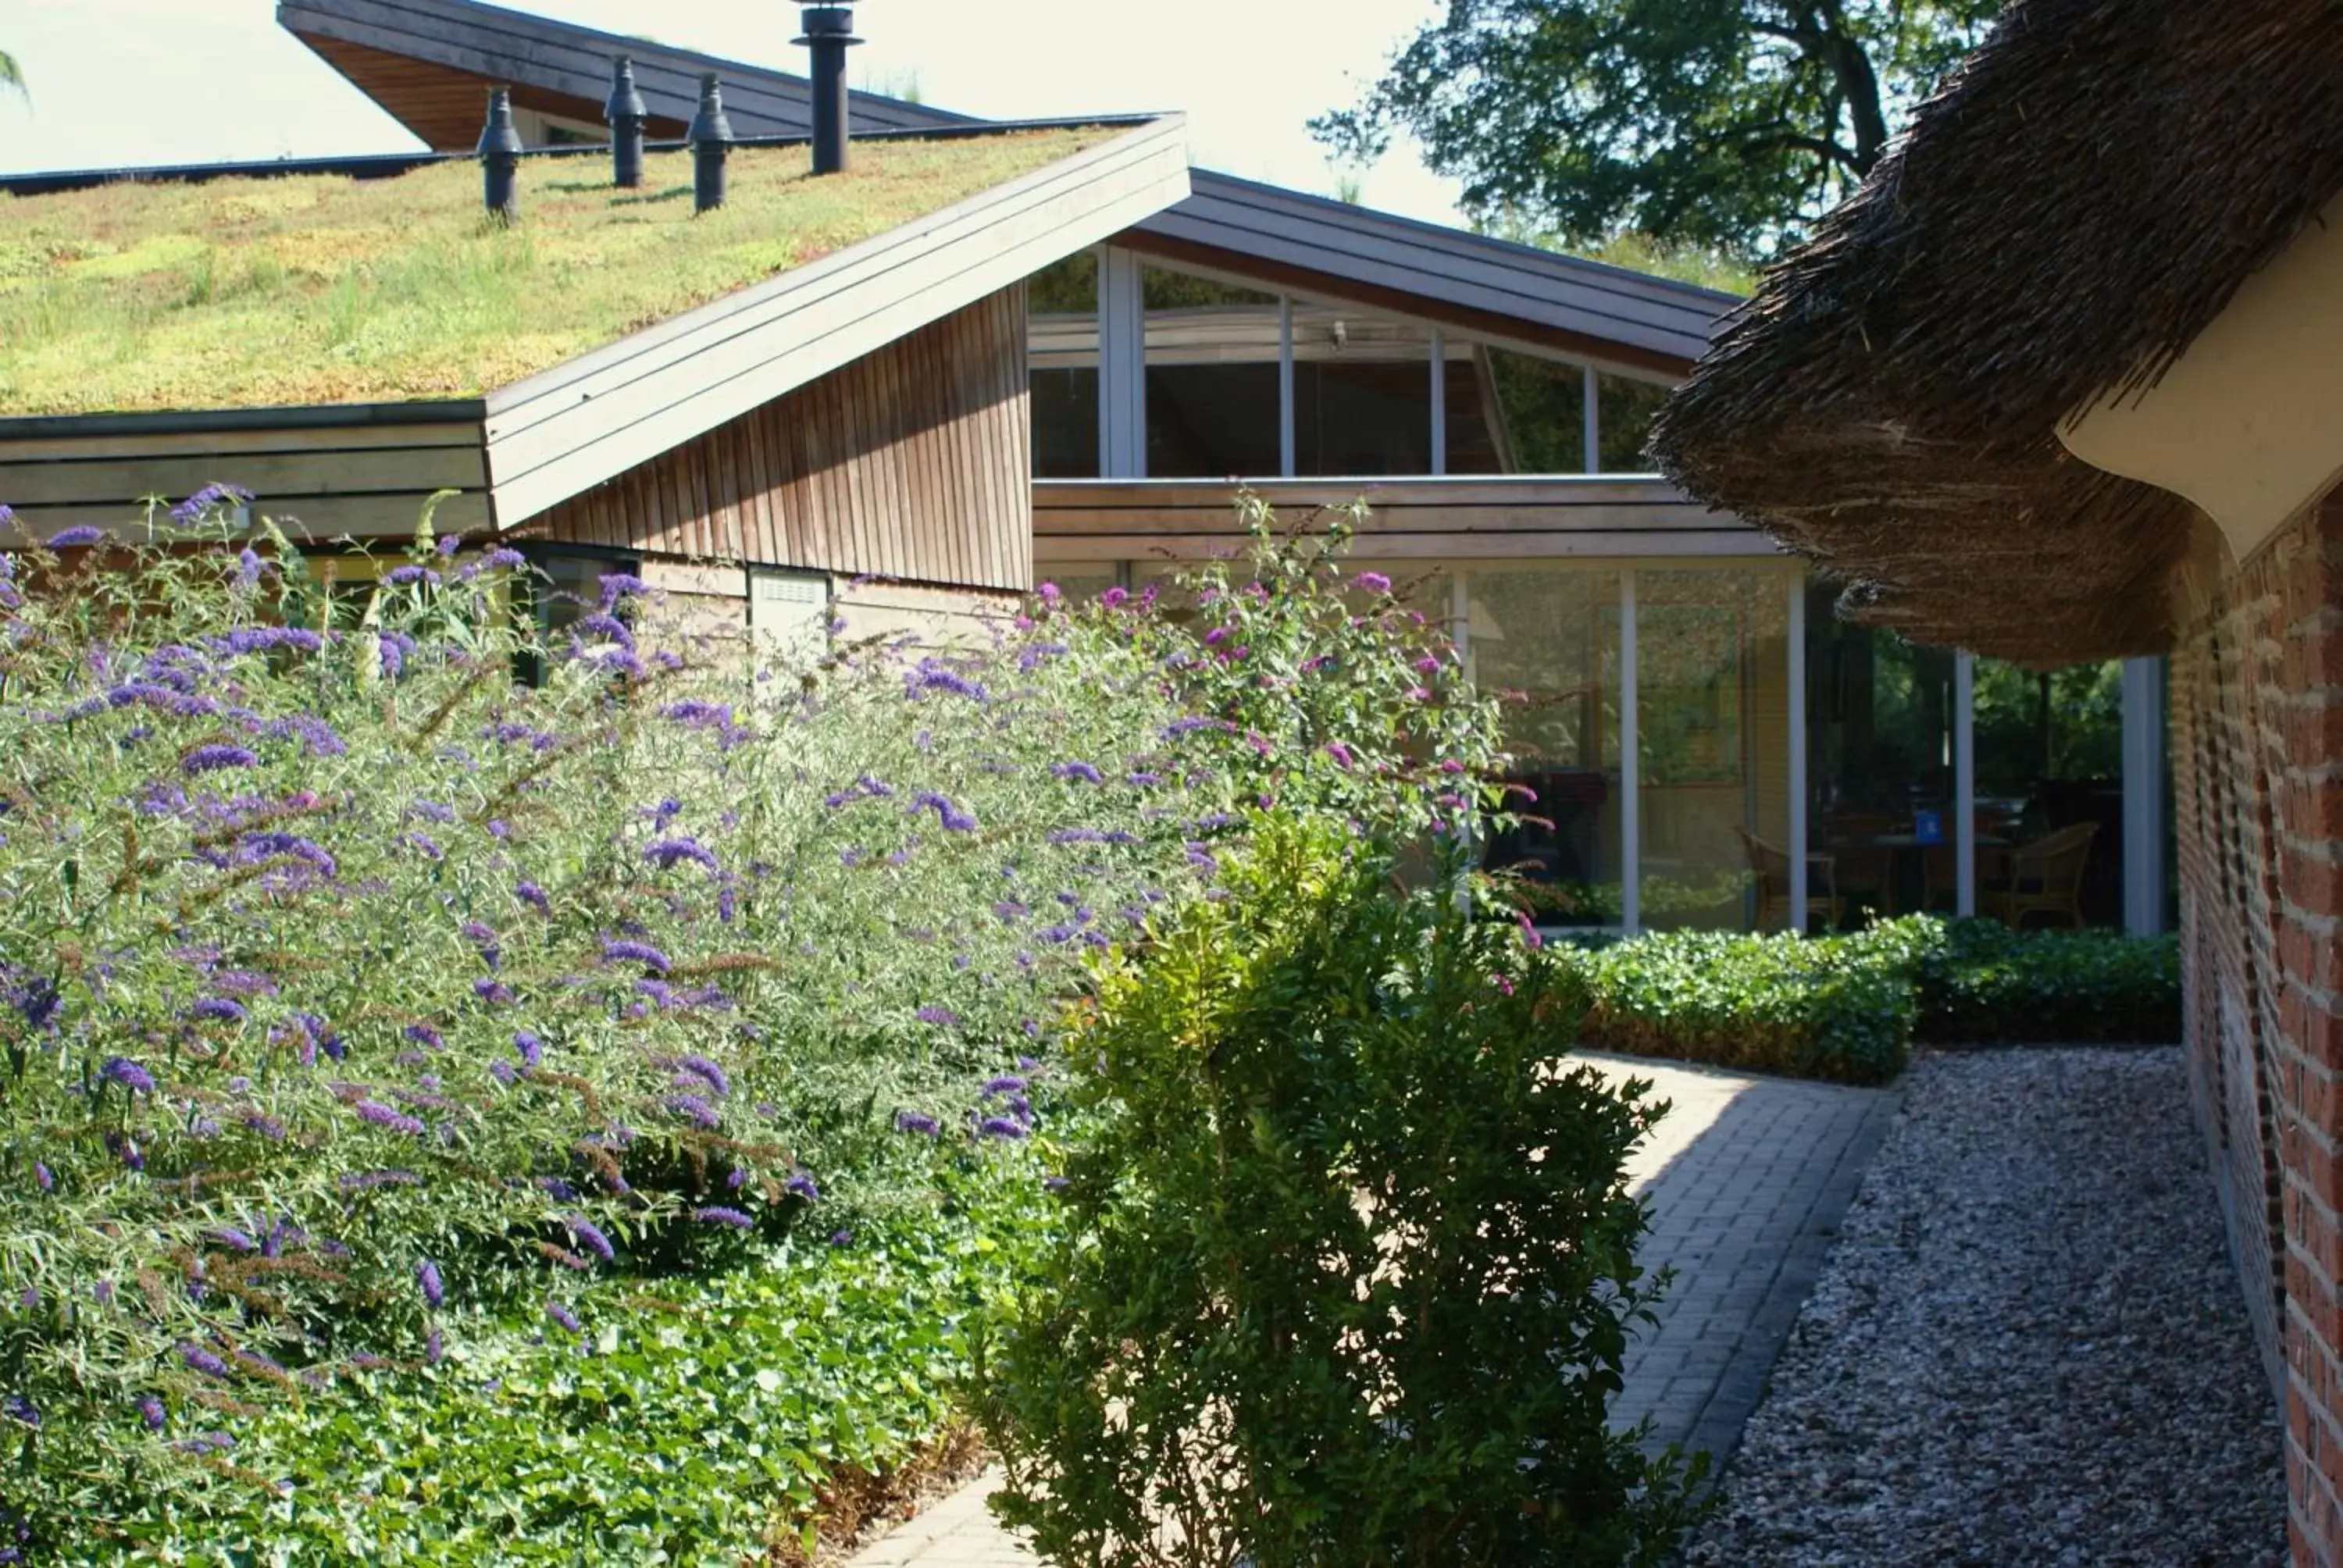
left=1653, top=0, right=2343, bottom=665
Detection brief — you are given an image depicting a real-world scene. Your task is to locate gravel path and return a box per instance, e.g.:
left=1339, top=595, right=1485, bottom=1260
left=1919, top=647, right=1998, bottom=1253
left=1688, top=1047, right=2285, bottom=1568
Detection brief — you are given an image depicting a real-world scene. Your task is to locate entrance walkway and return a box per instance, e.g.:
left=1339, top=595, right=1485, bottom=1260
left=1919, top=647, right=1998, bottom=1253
left=846, top=1055, right=1899, bottom=1566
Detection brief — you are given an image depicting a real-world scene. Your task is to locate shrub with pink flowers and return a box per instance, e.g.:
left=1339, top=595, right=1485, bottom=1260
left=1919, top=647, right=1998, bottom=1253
left=0, top=497, right=1513, bottom=1562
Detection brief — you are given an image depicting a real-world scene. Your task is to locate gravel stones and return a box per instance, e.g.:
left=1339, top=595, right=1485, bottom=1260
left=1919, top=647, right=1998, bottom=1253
left=1688, top=1047, right=2285, bottom=1568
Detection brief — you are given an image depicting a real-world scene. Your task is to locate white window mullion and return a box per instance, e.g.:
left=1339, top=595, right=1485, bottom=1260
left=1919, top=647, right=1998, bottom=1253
left=1278, top=294, right=1296, bottom=479
left=1788, top=572, right=1808, bottom=932
left=1621, top=568, right=1641, bottom=935
left=1582, top=364, right=1601, bottom=473
left=1429, top=328, right=1448, bottom=476
left=1097, top=245, right=1147, bottom=479
left=1956, top=651, right=1977, bottom=917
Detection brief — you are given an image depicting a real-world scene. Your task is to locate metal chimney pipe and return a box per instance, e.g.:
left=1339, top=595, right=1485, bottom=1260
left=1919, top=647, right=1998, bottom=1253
left=478, top=86, right=522, bottom=220
left=605, top=56, right=647, bottom=188
left=688, top=74, right=733, bottom=212
left=793, top=5, right=861, bottom=176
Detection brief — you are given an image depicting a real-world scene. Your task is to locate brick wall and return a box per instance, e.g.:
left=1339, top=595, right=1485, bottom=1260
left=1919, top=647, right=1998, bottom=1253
left=2174, top=493, right=2343, bottom=1564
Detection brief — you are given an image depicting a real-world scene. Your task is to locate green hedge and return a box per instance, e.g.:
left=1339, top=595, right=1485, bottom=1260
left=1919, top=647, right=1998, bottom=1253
left=1550, top=916, right=2182, bottom=1085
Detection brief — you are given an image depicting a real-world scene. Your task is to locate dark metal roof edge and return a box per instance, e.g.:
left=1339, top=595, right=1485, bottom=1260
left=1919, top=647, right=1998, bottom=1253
left=1182, top=169, right=1746, bottom=313
left=276, top=0, right=973, bottom=126
left=0, top=117, right=1164, bottom=198
left=0, top=401, right=487, bottom=440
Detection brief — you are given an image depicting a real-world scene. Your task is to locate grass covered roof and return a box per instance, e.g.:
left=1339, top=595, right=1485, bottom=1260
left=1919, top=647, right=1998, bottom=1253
left=0, top=128, right=1110, bottom=418
left=1653, top=0, right=2343, bottom=665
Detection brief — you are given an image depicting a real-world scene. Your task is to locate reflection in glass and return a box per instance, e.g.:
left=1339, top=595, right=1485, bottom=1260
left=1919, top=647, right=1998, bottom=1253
left=1029, top=253, right=1100, bottom=479
left=1972, top=657, right=2125, bottom=925
left=1466, top=570, right=1624, bottom=926
left=1639, top=570, right=1792, bottom=930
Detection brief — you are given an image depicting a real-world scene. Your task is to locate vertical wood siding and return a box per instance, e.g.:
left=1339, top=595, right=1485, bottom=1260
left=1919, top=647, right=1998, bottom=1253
left=531, top=287, right=1033, bottom=593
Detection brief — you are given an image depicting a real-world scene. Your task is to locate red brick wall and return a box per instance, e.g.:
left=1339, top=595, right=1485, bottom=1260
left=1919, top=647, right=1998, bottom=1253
left=2174, top=494, right=2343, bottom=1564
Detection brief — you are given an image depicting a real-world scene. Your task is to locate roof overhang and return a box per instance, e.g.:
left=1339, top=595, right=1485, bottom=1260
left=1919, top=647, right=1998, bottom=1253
left=1653, top=0, right=2343, bottom=665
left=2060, top=187, right=2343, bottom=566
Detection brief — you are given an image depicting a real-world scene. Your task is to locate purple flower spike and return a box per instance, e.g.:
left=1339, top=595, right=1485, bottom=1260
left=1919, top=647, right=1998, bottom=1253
left=208, top=1228, right=259, bottom=1253
left=665, top=1094, right=720, bottom=1130
left=190, top=998, right=248, bottom=1025
left=513, top=1030, right=544, bottom=1068
left=644, top=837, right=720, bottom=874
left=137, top=1395, right=166, bottom=1431
left=545, top=1299, right=583, bottom=1334
left=895, top=1110, right=940, bottom=1137
left=99, top=1057, right=156, bottom=1096
left=33, top=1163, right=52, bottom=1193
left=354, top=1100, right=427, bottom=1138
left=179, top=1344, right=232, bottom=1381
left=600, top=939, right=670, bottom=975
left=516, top=882, right=551, bottom=914
left=565, top=1215, right=615, bottom=1264
left=673, top=1054, right=729, bottom=1097
left=982, top=1074, right=1028, bottom=1096
left=48, top=525, right=105, bottom=549
left=183, top=744, right=259, bottom=776
left=784, top=1173, right=819, bottom=1202
left=978, top=1117, right=1029, bottom=1142
left=1355, top=571, right=1393, bottom=593
left=915, top=1006, right=960, bottom=1028
left=691, top=1206, right=754, bottom=1228
left=827, top=1228, right=854, bottom=1248
left=418, top=1260, right=444, bottom=1309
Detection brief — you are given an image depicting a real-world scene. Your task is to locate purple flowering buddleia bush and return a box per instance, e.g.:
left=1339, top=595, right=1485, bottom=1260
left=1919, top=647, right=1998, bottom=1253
left=1035, top=495, right=1514, bottom=850
left=0, top=511, right=1221, bottom=1559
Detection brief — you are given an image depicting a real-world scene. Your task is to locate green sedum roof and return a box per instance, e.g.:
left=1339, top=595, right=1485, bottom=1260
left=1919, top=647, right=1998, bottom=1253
left=0, top=129, right=1109, bottom=418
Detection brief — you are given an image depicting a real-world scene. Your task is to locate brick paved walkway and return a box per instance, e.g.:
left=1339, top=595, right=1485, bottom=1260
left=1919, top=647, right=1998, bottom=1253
left=845, top=1054, right=1899, bottom=1566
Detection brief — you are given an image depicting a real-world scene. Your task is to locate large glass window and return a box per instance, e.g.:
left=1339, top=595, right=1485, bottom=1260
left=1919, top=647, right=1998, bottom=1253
left=1029, top=253, right=1100, bottom=479
left=1971, top=657, right=2126, bottom=927
left=1143, top=267, right=1284, bottom=479
left=1805, top=592, right=1960, bottom=925
left=1466, top=568, right=1626, bottom=927
left=1639, top=569, right=1794, bottom=929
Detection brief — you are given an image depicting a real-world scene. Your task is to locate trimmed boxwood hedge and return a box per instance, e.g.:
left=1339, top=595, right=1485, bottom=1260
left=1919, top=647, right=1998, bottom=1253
left=1546, top=916, right=2181, bottom=1085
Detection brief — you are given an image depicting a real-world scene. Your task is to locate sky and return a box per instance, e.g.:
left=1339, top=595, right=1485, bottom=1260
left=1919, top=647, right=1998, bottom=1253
left=0, top=0, right=1467, bottom=223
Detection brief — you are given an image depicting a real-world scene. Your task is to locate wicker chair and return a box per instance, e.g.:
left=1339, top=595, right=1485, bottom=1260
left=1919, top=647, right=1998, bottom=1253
left=1733, top=827, right=1842, bottom=932
left=1823, top=811, right=1899, bottom=916
left=1984, top=821, right=2099, bottom=929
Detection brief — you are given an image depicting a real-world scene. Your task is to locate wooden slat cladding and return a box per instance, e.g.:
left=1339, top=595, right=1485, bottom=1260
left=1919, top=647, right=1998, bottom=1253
left=0, top=417, right=489, bottom=542
left=1032, top=476, right=1781, bottom=563
left=533, top=289, right=1032, bottom=592
left=291, top=32, right=683, bottom=152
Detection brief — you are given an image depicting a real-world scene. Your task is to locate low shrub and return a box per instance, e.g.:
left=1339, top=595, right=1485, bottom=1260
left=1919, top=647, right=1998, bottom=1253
left=1902, top=918, right=2182, bottom=1044
left=1561, top=926, right=1915, bottom=1085
left=976, top=821, right=1708, bottom=1568
left=1552, top=914, right=2183, bottom=1085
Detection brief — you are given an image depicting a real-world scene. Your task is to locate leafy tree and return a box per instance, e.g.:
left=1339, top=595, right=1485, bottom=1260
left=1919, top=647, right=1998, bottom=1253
left=1314, top=0, right=1998, bottom=255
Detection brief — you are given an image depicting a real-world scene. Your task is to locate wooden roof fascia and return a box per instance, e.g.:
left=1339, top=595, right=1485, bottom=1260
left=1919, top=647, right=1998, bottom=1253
left=276, top=0, right=968, bottom=144
left=0, top=399, right=487, bottom=442
left=1109, top=229, right=1696, bottom=383
left=480, top=116, right=1193, bottom=529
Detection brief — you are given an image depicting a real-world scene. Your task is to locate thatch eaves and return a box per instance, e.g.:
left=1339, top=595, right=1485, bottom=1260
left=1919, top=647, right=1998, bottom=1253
left=1652, top=0, right=2343, bottom=665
